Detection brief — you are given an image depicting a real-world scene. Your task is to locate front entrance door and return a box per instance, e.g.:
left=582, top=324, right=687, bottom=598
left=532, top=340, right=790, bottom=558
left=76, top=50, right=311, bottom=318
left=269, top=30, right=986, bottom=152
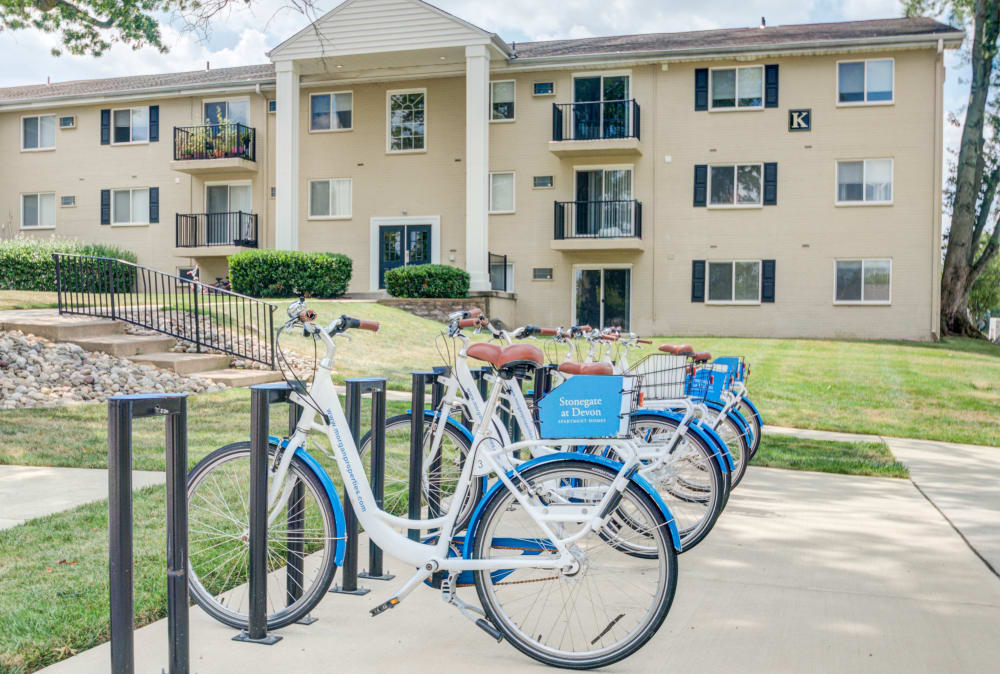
left=574, top=267, right=631, bottom=330
left=378, top=224, right=431, bottom=288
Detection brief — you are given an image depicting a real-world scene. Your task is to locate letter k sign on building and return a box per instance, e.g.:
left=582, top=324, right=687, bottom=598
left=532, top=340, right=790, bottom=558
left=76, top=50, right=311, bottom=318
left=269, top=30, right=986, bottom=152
left=789, top=108, right=812, bottom=132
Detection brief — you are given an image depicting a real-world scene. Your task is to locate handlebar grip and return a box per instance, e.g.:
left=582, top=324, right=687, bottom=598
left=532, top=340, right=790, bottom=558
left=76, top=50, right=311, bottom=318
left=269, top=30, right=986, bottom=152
left=637, top=339, right=653, bottom=344
left=299, top=309, right=317, bottom=322
left=464, top=308, right=482, bottom=318
left=358, top=320, right=380, bottom=332
left=539, top=327, right=558, bottom=336
left=459, top=317, right=483, bottom=328
left=600, top=334, right=620, bottom=341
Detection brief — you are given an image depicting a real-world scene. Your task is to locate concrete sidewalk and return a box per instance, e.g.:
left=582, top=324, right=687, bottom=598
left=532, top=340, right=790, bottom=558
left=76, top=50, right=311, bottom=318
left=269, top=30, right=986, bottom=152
left=0, top=465, right=164, bottom=529
left=40, top=466, right=1000, bottom=673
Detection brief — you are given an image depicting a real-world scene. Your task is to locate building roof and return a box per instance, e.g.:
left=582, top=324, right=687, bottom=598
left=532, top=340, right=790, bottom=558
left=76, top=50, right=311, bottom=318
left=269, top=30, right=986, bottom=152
left=513, top=17, right=963, bottom=59
left=0, top=63, right=275, bottom=104
left=0, top=17, right=962, bottom=105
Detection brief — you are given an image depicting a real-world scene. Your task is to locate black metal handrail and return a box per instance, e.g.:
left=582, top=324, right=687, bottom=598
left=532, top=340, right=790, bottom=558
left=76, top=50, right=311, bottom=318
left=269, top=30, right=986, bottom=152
left=552, top=99, right=640, bottom=142
left=173, top=123, right=256, bottom=161
left=489, top=252, right=508, bottom=292
left=554, top=200, right=642, bottom=239
left=176, top=211, right=258, bottom=248
left=52, top=253, right=277, bottom=368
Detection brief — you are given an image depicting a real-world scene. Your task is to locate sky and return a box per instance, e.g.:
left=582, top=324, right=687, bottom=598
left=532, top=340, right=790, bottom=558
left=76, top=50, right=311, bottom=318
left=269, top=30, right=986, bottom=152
left=0, top=0, right=969, bottom=155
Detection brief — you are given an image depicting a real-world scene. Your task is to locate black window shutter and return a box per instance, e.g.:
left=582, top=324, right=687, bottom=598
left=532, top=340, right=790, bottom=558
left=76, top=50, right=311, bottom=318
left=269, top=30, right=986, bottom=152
left=764, top=64, right=779, bottom=108
left=762, top=260, right=776, bottom=302
left=149, top=105, right=159, bottom=142
left=148, top=187, right=159, bottom=223
left=100, top=109, right=111, bottom=145
left=692, top=260, right=706, bottom=302
left=100, top=189, right=111, bottom=224
left=763, top=162, right=778, bottom=205
left=693, top=165, right=708, bottom=206
left=694, top=68, right=709, bottom=111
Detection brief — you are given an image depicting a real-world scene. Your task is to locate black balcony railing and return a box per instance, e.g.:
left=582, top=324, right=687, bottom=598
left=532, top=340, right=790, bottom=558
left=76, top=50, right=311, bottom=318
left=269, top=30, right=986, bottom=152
left=554, top=200, right=642, bottom=240
left=176, top=212, right=258, bottom=248
left=53, top=253, right=277, bottom=368
left=173, top=123, right=256, bottom=161
left=552, top=100, right=640, bottom=142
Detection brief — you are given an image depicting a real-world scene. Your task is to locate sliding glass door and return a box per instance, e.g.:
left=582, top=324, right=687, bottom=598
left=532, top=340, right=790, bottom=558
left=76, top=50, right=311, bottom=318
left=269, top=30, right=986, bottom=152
left=574, top=266, right=631, bottom=330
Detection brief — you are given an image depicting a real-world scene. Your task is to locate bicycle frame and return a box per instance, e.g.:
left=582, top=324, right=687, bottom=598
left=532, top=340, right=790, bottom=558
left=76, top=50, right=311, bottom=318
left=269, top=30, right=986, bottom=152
left=266, top=327, right=653, bottom=601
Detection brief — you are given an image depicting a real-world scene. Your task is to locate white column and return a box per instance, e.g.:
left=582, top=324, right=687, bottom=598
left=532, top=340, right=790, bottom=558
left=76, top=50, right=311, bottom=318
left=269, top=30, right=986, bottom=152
left=465, top=44, right=491, bottom=291
left=274, top=60, right=300, bottom=251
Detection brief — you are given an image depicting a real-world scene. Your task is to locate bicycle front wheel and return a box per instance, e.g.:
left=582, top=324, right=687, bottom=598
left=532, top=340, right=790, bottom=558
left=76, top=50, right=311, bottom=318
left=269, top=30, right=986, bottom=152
left=738, top=398, right=762, bottom=458
left=186, top=442, right=339, bottom=630
left=473, top=460, right=677, bottom=669
left=703, top=409, right=750, bottom=488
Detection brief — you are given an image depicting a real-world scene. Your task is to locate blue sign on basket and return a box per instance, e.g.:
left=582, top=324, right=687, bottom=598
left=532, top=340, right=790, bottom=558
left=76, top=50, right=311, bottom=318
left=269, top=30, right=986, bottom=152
left=537, top=375, right=635, bottom=439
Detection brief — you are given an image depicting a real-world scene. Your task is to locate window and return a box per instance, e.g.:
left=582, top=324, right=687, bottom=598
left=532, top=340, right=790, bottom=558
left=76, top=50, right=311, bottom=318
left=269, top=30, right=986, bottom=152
left=387, top=89, right=426, bottom=152
left=111, top=188, right=149, bottom=225
left=533, top=82, right=554, bottom=96
left=837, top=159, right=893, bottom=204
left=310, top=92, right=353, bottom=131
left=113, top=108, right=148, bottom=144
left=710, top=66, right=763, bottom=110
left=22, top=115, right=55, bottom=150
left=59, top=116, right=76, bottom=129
left=709, top=164, right=762, bottom=206
left=835, top=259, right=891, bottom=303
left=60, top=195, right=76, bottom=207
left=489, top=172, right=515, bottom=213
left=490, top=259, right=514, bottom=292
left=268, top=100, right=277, bottom=113
left=838, top=59, right=893, bottom=104
left=308, top=179, right=352, bottom=219
left=533, top=175, right=554, bottom=189
left=491, top=81, right=515, bottom=121
left=21, top=193, right=55, bottom=228
left=533, top=267, right=553, bottom=280
left=204, top=99, right=249, bottom=126
left=708, top=260, right=761, bottom=303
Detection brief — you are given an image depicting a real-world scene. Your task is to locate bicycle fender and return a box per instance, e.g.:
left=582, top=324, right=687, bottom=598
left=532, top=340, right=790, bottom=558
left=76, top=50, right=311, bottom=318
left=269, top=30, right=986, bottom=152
left=268, top=434, right=347, bottom=567
left=702, top=400, right=753, bottom=446
left=461, top=452, right=682, bottom=557
left=630, top=409, right=734, bottom=474
left=740, top=396, right=764, bottom=430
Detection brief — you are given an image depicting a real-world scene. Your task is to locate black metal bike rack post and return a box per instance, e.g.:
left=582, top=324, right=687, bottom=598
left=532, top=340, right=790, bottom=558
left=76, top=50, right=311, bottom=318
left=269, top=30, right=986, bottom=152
left=359, top=380, right=393, bottom=582
left=331, top=377, right=387, bottom=595
left=108, top=393, right=189, bottom=674
left=233, top=383, right=286, bottom=645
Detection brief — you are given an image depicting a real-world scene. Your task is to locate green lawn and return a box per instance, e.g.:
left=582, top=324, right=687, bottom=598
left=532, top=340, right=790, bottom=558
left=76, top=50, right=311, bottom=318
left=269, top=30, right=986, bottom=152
left=0, top=291, right=60, bottom=311
left=754, top=435, right=909, bottom=478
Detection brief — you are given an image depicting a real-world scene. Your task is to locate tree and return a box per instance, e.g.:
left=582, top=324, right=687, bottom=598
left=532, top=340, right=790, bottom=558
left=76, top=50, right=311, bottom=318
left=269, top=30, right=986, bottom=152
left=907, top=0, right=1000, bottom=336
left=969, top=254, right=1000, bottom=322
left=0, top=0, right=321, bottom=57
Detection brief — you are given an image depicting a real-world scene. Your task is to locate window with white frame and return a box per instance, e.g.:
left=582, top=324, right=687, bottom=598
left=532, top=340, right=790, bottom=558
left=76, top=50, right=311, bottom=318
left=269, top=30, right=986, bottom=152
left=22, top=115, right=56, bottom=150
left=489, top=172, right=515, bottom=213
left=21, top=193, right=55, bottom=228
left=111, top=188, right=149, bottom=225
left=533, top=82, right=554, bottom=96
left=837, top=159, right=893, bottom=204
left=308, top=178, right=352, bottom=218
left=835, top=259, right=891, bottom=303
left=491, top=81, right=515, bottom=121
left=387, top=90, right=425, bottom=152
left=838, top=59, right=893, bottom=104
left=710, top=66, right=763, bottom=110
left=709, top=164, right=762, bottom=206
left=310, top=92, right=353, bottom=131
left=708, top=260, right=761, bottom=303
left=113, top=108, right=148, bottom=144
left=204, top=99, right=249, bottom=126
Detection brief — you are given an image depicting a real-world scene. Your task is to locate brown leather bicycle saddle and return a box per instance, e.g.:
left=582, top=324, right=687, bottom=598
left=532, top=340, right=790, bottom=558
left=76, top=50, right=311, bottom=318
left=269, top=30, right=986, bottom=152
left=658, top=344, right=694, bottom=355
left=467, top=343, right=544, bottom=370
left=557, top=361, right=614, bottom=376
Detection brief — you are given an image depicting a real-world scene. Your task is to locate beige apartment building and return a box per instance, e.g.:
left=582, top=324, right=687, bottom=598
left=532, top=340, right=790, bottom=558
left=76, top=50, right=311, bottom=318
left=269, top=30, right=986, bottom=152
left=0, top=0, right=963, bottom=340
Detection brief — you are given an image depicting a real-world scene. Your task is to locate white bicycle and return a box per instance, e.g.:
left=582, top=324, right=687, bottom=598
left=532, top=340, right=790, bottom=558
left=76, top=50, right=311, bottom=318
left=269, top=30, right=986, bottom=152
left=186, top=301, right=680, bottom=668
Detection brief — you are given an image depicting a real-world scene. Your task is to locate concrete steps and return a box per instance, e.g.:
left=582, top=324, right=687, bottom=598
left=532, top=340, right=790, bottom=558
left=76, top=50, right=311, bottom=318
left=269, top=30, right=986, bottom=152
left=129, top=351, right=231, bottom=375
left=191, top=369, right=283, bottom=387
left=0, top=309, right=123, bottom=341
left=66, top=334, right=178, bottom=357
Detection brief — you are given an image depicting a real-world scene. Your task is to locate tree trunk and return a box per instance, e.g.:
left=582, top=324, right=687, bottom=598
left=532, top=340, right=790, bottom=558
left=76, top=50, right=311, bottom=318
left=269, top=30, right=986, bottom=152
left=940, top=0, right=1000, bottom=335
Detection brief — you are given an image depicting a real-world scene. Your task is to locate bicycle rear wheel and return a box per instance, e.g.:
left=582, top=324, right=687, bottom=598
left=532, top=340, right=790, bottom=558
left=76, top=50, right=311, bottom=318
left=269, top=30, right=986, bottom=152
left=186, top=442, right=338, bottom=630
left=738, top=398, right=762, bottom=458
left=703, top=408, right=750, bottom=488
left=472, top=460, right=677, bottom=669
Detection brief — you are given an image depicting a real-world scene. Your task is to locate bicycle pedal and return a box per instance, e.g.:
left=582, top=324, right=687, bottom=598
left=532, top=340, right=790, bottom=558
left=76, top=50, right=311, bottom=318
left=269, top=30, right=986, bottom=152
left=475, top=618, right=504, bottom=642
left=369, top=597, right=400, bottom=617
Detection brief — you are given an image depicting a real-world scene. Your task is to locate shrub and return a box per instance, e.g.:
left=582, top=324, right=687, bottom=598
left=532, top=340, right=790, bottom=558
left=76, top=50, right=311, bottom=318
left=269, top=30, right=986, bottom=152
left=0, top=236, right=138, bottom=292
left=384, top=264, right=469, bottom=298
left=228, top=249, right=352, bottom=298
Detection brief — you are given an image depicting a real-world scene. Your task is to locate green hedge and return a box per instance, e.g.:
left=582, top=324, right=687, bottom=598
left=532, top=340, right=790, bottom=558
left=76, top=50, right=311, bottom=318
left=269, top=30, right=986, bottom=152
left=385, top=264, right=469, bottom=298
left=0, top=237, right=138, bottom=292
left=228, top=249, right=353, bottom=298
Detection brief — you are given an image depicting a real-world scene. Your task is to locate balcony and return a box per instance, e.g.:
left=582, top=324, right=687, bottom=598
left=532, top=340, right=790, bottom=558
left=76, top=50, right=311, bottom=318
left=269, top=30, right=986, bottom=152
left=176, top=212, right=258, bottom=252
left=550, top=100, right=641, bottom=156
left=552, top=200, right=644, bottom=251
left=170, top=123, right=257, bottom=174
